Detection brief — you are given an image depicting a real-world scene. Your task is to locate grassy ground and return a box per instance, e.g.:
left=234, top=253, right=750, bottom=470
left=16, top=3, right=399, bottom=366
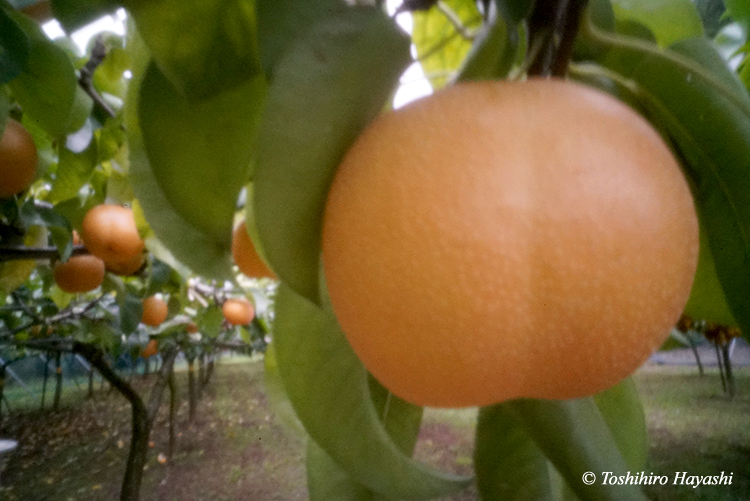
left=0, top=358, right=747, bottom=500
left=635, top=363, right=750, bottom=500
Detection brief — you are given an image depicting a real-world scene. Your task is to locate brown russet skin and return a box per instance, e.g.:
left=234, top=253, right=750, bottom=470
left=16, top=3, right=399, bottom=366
left=232, top=221, right=276, bottom=279
left=222, top=298, right=255, bottom=326
left=81, top=205, right=145, bottom=266
left=322, top=78, right=699, bottom=408
left=0, top=119, right=38, bottom=198
left=53, top=255, right=106, bottom=293
left=141, top=296, right=168, bottom=326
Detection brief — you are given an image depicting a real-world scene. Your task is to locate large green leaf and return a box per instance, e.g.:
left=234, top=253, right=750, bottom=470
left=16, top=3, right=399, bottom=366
left=256, top=0, right=345, bottom=75
left=580, top=11, right=750, bottom=342
left=508, top=398, right=649, bottom=501
left=611, top=0, right=703, bottom=47
left=273, top=283, right=471, bottom=499
left=253, top=7, right=411, bottom=303
left=412, top=0, right=483, bottom=89
left=0, top=6, right=31, bottom=84
left=474, top=405, right=554, bottom=501
left=474, top=378, right=647, bottom=500
left=308, top=376, right=424, bottom=500
left=6, top=11, right=92, bottom=137
left=626, top=40, right=750, bottom=342
left=123, top=0, right=262, bottom=100
left=138, top=61, right=265, bottom=242
left=124, top=26, right=234, bottom=279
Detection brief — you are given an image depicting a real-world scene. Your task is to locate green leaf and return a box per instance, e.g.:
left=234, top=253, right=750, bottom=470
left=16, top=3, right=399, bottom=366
left=0, top=87, right=10, bottom=135
left=592, top=378, right=648, bottom=472
left=624, top=39, right=750, bottom=343
left=611, top=0, right=703, bottom=47
left=457, top=2, right=519, bottom=82
left=307, top=440, right=378, bottom=501
left=93, top=46, right=131, bottom=99
left=5, top=11, right=92, bottom=137
left=684, top=221, right=738, bottom=326
left=509, top=398, right=648, bottom=501
left=48, top=132, right=98, bottom=203
left=138, top=61, right=265, bottom=242
left=49, top=0, right=120, bottom=32
left=256, top=0, right=345, bottom=75
left=412, top=0, right=483, bottom=89
left=495, top=0, right=534, bottom=24
left=197, top=307, right=224, bottom=338
left=124, top=26, right=232, bottom=278
left=273, top=282, right=471, bottom=499
left=725, top=0, right=750, bottom=32
left=0, top=6, right=31, bottom=84
left=253, top=7, right=411, bottom=303
left=308, top=376, right=425, bottom=500
left=118, top=291, right=143, bottom=335
left=474, top=405, right=554, bottom=501
left=263, top=343, right=306, bottom=436
left=123, top=0, right=262, bottom=100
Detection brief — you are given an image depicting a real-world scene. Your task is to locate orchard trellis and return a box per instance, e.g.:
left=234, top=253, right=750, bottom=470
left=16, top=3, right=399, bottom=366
left=1, top=0, right=750, bottom=500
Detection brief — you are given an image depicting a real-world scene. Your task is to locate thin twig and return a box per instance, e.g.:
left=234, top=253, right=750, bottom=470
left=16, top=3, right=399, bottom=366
left=78, top=35, right=117, bottom=118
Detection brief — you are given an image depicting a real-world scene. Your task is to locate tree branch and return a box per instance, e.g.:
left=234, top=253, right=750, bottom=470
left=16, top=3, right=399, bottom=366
left=0, top=244, right=89, bottom=262
left=527, top=0, right=589, bottom=77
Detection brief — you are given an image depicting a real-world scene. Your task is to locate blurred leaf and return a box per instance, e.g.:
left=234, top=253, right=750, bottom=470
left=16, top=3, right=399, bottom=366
left=457, top=1, right=519, bottom=82
left=93, top=46, right=131, bottom=98
left=0, top=259, right=36, bottom=296
left=663, top=329, right=687, bottom=351
left=48, top=135, right=98, bottom=203
left=592, top=378, right=647, bottom=472
left=18, top=199, right=71, bottom=233
left=307, top=440, right=377, bottom=501
left=145, top=259, right=174, bottom=297
left=197, top=307, right=223, bottom=338
left=5, top=11, right=92, bottom=137
left=474, top=404, right=554, bottom=501
left=725, top=0, right=750, bottom=31
left=495, top=0, right=534, bottom=24
left=254, top=7, right=410, bottom=303
left=0, top=6, right=31, bottom=84
left=263, top=343, right=306, bottom=437
left=412, top=0, right=482, bottom=89
left=138, top=62, right=265, bottom=242
left=509, top=398, right=648, bottom=501
left=0, top=87, right=9, bottom=132
left=273, top=283, right=471, bottom=499
left=118, top=291, right=143, bottom=335
left=256, top=0, right=345, bottom=75
left=684, top=222, right=738, bottom=326
left=611, top=0, right=703, bottom=47
left=0, top=226, right=43, bottom=296
left=123, top=0, right=262, bottom=100
left=49, top=0, right=120, bottom=32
